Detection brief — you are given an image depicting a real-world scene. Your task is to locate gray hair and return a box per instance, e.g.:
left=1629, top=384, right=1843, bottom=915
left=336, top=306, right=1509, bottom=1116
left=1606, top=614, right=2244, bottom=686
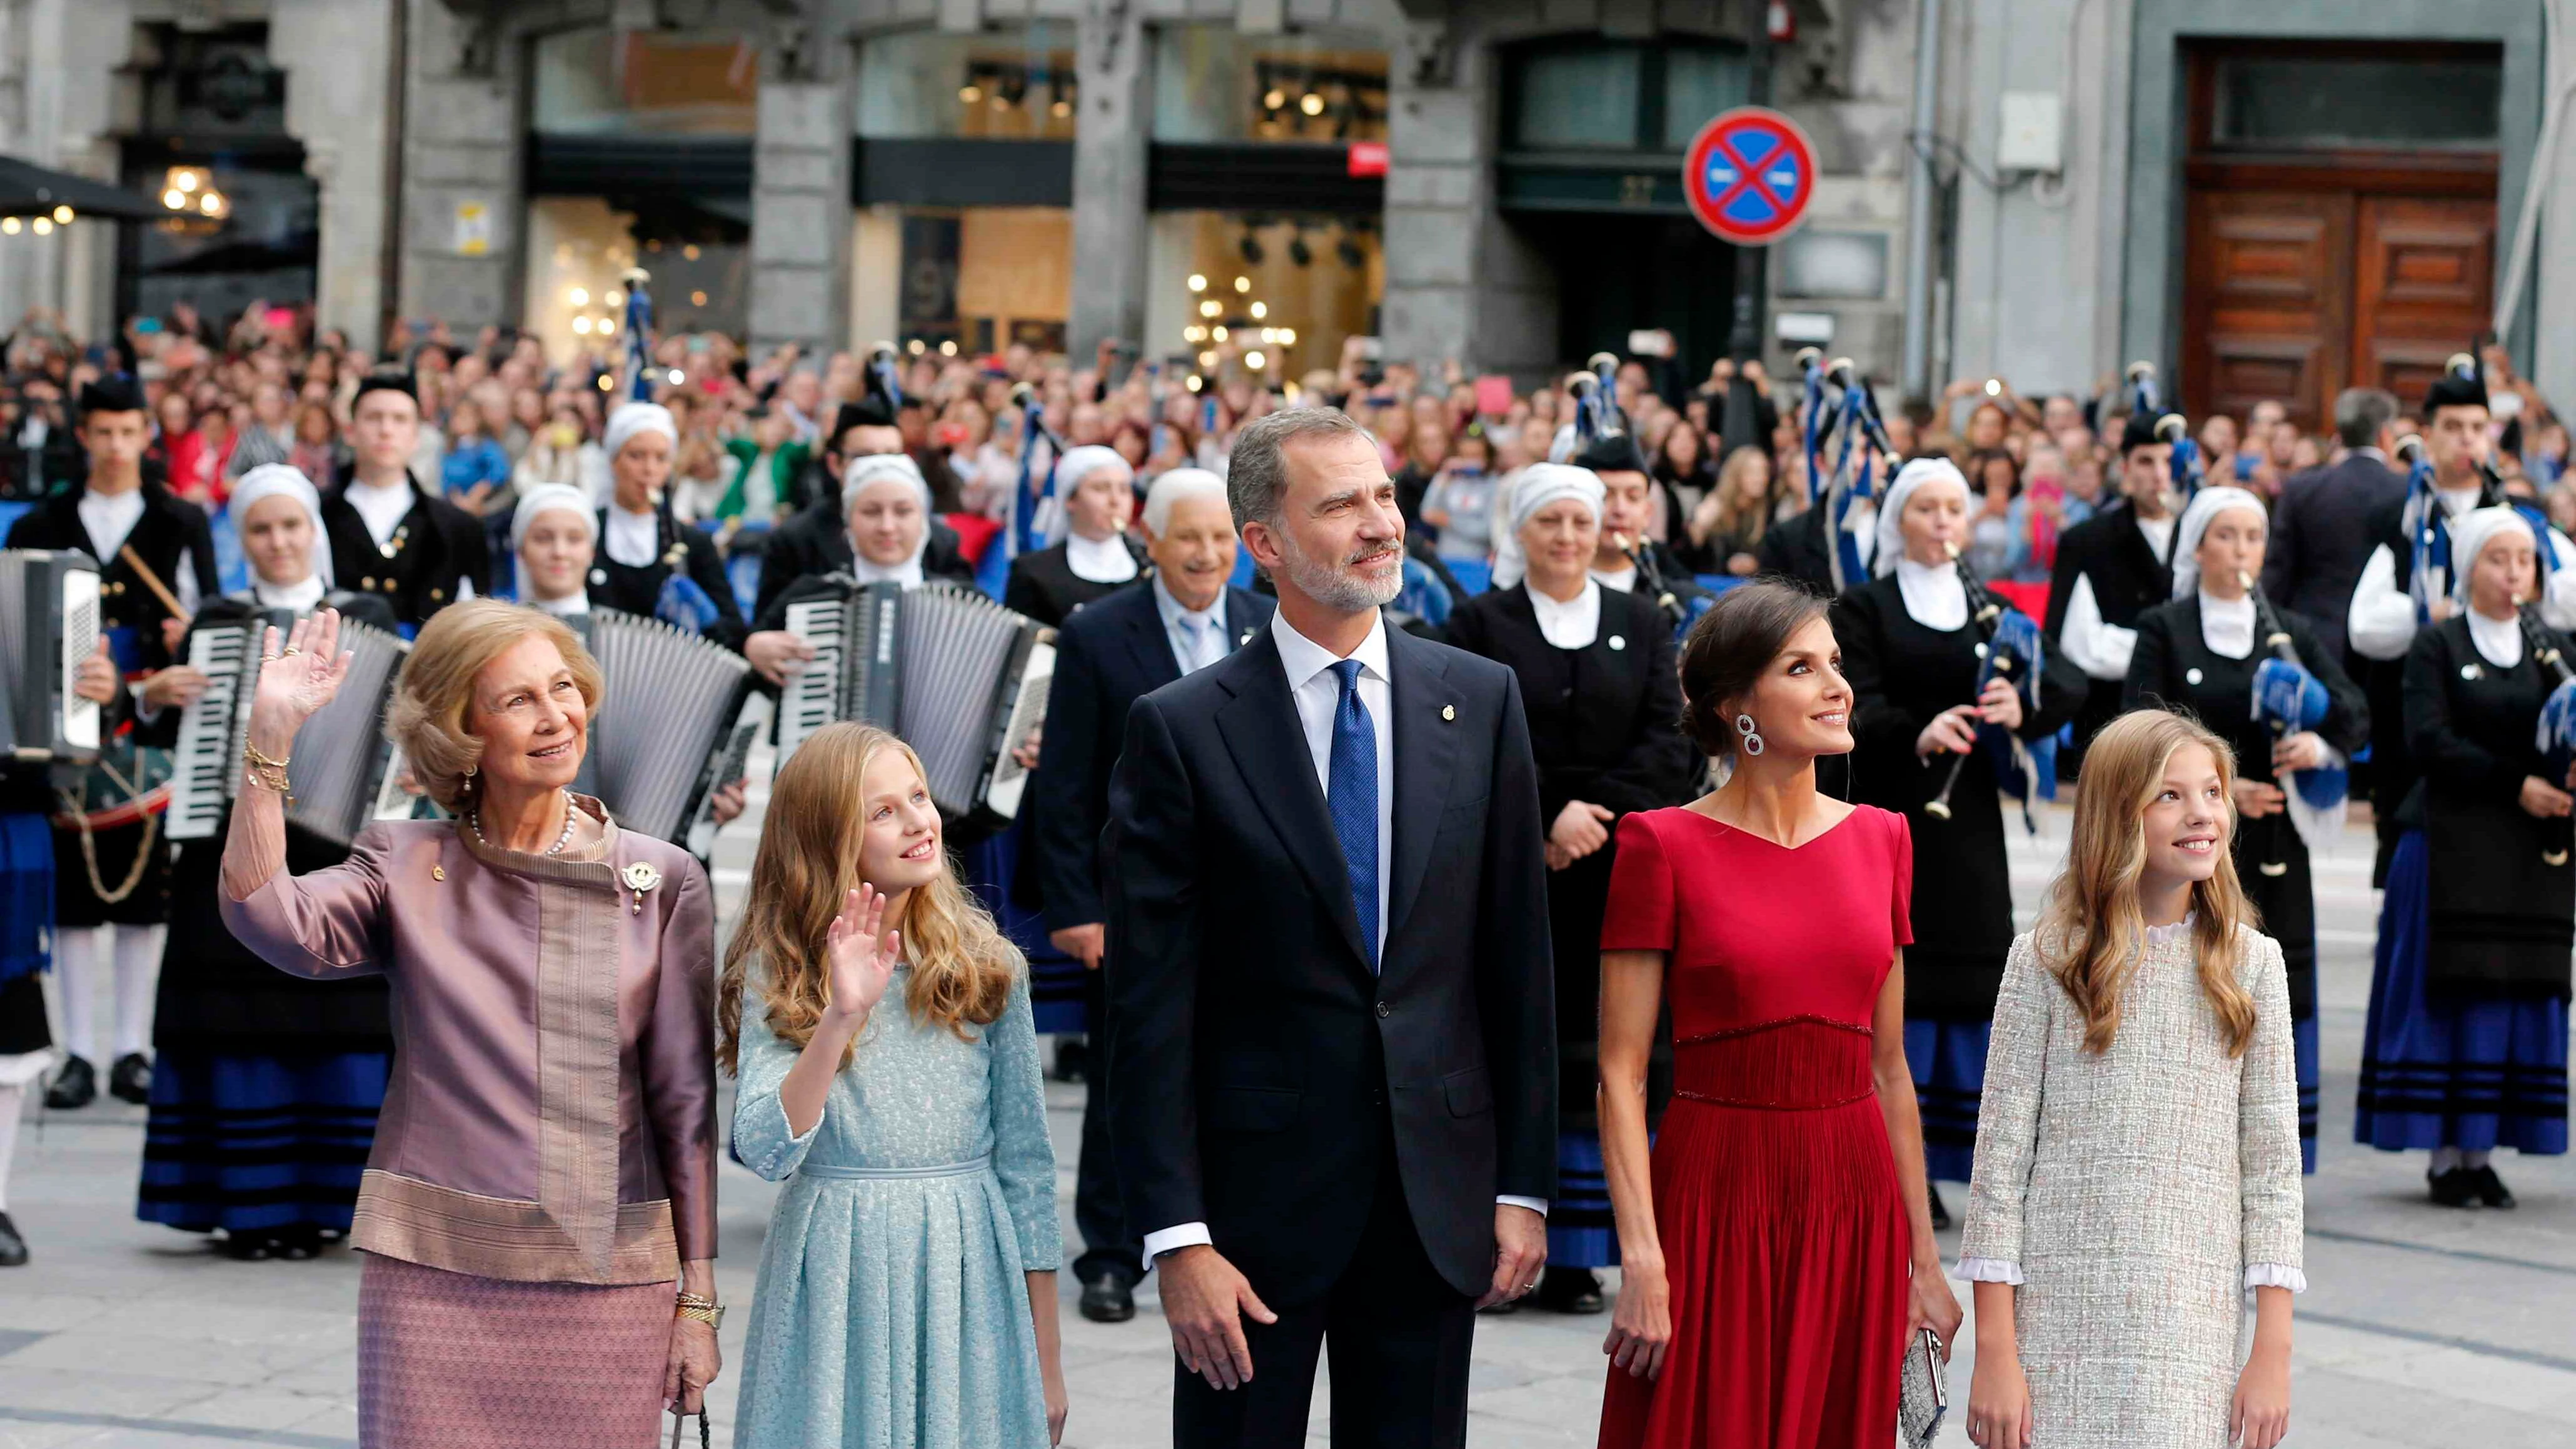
left=1225, top=407, right=1374, bottom=530
left=1142, top=467, right=1230, bottom=536
left=2334, top=387, right=2399, bottom=449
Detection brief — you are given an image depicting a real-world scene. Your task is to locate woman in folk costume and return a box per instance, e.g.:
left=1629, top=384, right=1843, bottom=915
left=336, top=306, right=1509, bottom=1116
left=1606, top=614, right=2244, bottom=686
left=2124, top=484, right=2367, bottom=1173
left=1444, top=464, right=1696, bottom=1315
left=133, top=466, right=399, bottom=1259
left=2358, top=505, right=2571, bottom=1208
left=576, top=402, right=745, bottom=648
left=1003, top=444, right=1146, bottom=628
left=1830, top=457, right=2081, bottom=1226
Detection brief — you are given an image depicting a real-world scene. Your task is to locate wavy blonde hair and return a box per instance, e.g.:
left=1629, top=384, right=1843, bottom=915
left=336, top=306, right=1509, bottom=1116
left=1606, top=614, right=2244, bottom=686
left=2032, top=709, right=2260, bottom=1056
left=384, top=599, right=603, bottom=811
left=717, top=723, right=1020, bottom=1072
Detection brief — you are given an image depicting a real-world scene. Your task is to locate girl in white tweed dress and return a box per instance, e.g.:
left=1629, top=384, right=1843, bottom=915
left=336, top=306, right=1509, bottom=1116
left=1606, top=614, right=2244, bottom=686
left=1961, top=710, right=2303, bottom=1449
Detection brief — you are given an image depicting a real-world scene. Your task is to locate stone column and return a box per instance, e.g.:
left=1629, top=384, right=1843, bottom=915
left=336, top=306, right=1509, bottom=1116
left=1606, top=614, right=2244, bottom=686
left=271, top=0, right=395, bottom=353
left=1067, top=0, right=1150, bottom=361
left=747, top=16, right=854, bottom=357
left=398, top=0, right=525, bottom=335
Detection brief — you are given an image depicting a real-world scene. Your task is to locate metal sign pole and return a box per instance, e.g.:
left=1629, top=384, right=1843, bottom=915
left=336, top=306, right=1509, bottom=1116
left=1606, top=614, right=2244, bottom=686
left=1726, top=0, right=1775, bottom=364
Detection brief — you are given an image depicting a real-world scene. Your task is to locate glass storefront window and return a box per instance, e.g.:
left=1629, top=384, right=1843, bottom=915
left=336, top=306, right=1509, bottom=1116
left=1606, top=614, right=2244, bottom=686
left=526, top=199, right=749, bottom=364
left=128, top=160, right=318, bottom=324
left=531, top=28, right=758, bottom=136
left=2212, top=54, right=2501, bottom=150
left=858, top=28, right=1079, bottom=141
left=893, top=206, right=1073, bottom=354
left=1148, top=213, right=1381, bottom=386
left=1505, top=39, right=1748, bottom=153
left=1151, top=27, right=1388, bottom=143
left=1663, top=47, right=1752, bottom=148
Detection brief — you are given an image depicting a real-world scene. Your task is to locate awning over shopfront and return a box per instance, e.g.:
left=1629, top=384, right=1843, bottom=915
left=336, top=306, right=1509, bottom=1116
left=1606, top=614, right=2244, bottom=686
left=0, top=156, right=163, bottom=221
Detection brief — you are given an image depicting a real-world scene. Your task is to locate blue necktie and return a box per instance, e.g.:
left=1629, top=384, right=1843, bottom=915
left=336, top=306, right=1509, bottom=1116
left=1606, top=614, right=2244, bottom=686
left=1327, top=659, right=1379, bottom=968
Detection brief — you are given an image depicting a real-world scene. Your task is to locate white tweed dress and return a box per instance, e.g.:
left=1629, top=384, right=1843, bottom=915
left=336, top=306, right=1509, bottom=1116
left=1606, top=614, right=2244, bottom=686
left=1961, top=921, right=2305, bottom=1447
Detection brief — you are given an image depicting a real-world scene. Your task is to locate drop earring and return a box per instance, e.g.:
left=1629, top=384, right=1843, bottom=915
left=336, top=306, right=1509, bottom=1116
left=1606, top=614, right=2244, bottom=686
left=1735, top=713, right=1764, bottom=757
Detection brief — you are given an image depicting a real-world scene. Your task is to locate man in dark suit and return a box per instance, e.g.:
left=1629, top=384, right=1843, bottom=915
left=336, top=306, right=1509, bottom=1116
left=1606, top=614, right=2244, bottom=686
left=319, top=374, right=487, bottom=628
left=2262, top=386, right=2405, bottom=665
left=1105, top=408, right=1554, bottom=1446
left=1033, top=468, right=1273, bottom=1326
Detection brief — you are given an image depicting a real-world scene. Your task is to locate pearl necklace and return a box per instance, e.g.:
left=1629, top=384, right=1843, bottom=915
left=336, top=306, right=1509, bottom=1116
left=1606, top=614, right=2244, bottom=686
left=470, top=788, right=580, bottom=856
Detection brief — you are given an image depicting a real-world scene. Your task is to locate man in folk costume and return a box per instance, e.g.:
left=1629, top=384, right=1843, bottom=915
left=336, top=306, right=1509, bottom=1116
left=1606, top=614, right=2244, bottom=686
left=317, top=373, right=489, bottom=631
left=4, top=376, right=219, bottom=1110
left=2043, top=410, right=2183, bottom=775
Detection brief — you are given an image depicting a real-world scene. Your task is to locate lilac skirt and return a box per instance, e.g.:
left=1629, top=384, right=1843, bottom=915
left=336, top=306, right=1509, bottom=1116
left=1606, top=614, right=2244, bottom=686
left=357, top=1253, right=673, bottom=1448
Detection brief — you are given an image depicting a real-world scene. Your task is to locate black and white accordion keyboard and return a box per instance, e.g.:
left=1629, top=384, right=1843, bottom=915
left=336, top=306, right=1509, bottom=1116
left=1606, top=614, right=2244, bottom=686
left=573, top=608, right=763, bottom=853
left=0, top=548, right=103, bottom=768
left=165, top=610, right=409, bottom=846
left=778, top=582, right=1055, bottom=826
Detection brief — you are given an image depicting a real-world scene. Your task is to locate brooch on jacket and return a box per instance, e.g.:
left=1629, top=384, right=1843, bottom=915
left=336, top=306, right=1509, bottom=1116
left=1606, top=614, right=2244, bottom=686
left=622, top=860, right=661, bottom=915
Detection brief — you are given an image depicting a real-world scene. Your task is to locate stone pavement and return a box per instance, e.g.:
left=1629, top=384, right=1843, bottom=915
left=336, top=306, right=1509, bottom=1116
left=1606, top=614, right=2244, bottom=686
left=2, top=793, right=2572, bottom=1446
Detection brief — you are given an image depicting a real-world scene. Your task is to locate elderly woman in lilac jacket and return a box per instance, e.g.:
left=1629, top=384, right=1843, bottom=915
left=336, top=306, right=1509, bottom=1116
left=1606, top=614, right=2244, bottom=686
left=218, top=600, right=720, bottom=1448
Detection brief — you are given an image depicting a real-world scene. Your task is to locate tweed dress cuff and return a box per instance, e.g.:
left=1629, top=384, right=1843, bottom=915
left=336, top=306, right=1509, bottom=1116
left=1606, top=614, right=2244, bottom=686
left=2243, top=1263, right=2307, bottom=1293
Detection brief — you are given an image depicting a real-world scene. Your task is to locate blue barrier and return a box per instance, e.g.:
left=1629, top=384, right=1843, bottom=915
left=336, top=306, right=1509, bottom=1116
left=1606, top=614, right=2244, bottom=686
left=1447, top=558, right=1492, bottom=596
left=0, top=499, right=31, bottom=541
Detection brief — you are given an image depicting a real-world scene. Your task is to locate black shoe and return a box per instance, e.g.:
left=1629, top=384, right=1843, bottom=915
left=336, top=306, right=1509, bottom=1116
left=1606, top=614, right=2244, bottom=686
left=1078, top=1268, right=1136, bottom=1323
left=43, top=1055, right=95, bottom=1110
left=1928, top=1183, right=1953, bottom=1231
left=2469, top=1165, right=2517, bottom=1210
left=220, top=1230, right=278, bottom=1261
left=108, top=1052, right=152, bottom=1105
left=2427, top=1166, right=2480, bottom=1208
left=273, top=1226, right=325, bottom=1260
left=1534, top=1267, right=1605, bottom=1315
left=1052, top=1039, right=1089, bottom=1085
left=0, top=1210, right=26, bottom=1266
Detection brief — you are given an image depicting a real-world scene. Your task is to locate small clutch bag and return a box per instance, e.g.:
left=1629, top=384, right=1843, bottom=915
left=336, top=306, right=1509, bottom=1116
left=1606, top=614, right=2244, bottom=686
left=1899, top=1326, right=1950, bottom=1448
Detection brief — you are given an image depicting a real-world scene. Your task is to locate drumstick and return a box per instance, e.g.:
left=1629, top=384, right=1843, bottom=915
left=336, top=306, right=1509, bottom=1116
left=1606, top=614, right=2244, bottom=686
left=118, top=544, right=187, bottom=619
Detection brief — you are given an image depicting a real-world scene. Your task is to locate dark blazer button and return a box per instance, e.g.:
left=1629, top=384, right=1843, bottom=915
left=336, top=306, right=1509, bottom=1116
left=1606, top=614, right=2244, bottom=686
left=1375, top=1001, right=1391, bottom=1018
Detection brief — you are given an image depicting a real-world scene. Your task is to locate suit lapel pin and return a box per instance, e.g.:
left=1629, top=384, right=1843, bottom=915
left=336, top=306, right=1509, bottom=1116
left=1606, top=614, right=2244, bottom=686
left=623, top=860, right=661, bottom=915
left=1607, top=635, right=1626, bottom=651
left=2462, top=663, right=2483, bottom=680
left=1239, top=627, right=1255, bottom=646
left=1441, top=704, right=1456, bottom=722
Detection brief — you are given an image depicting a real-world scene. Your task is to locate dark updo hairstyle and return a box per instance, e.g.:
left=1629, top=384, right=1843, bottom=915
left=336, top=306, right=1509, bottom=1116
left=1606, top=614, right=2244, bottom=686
left=1678, top=580, right=1832, bottom=756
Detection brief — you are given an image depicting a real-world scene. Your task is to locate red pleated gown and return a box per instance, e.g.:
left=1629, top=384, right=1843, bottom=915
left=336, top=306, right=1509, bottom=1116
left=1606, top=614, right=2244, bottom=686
left=1596, top=805, right=1915, bottom=1449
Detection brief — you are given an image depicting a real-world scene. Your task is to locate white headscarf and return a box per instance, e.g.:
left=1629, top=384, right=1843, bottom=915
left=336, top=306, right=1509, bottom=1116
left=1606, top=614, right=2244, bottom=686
left=842, top=453, right=935, bottom=587
left=602, top=401, right=677, bottom=461
left=1492, top=463, right=1605, bottom=590
left=2168, top=485, right=2268, bottom=599
left=2448, top=505, right=2541, bottom=608
left=510, top=483, right=598, bottom=556
left=1873, top=456, right=1971, bottom=578
left=1509, top=463, right=1605, bottom=537
left=228, top=464, right=333, bottom=589
left=1056, top=444, right=1129, bottom=496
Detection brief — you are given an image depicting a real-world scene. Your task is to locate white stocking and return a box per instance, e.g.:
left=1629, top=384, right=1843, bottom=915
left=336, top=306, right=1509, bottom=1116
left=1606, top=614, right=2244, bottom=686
left=49, top=926, right=99, bottom=1063
left=2460, top=1147, right=2493, bottom=1170
left=111, top=924, right=161, bottom=1060
left=2429, top=1145, right=2464, bottom=1173
left=0, top=1083, right=23, bottom=1211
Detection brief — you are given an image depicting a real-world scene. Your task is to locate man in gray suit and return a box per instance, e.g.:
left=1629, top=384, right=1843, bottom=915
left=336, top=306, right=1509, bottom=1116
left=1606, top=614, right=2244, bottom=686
left=2262, top=386, right=2408, bottom=664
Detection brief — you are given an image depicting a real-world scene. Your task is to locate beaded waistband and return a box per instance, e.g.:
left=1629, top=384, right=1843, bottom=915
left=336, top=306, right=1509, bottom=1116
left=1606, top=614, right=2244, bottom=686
left=797, top=1155, right=993, bottom=1181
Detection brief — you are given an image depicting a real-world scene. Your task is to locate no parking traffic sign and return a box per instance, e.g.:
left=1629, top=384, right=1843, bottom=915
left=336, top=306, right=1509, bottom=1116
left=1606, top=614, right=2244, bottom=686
left=1683, top=107, right=1817, bottom=246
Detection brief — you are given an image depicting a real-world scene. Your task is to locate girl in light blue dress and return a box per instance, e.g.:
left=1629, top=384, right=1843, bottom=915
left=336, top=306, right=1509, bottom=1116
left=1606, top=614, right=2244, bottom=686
left=721, top=723, right=1065, bottom=1448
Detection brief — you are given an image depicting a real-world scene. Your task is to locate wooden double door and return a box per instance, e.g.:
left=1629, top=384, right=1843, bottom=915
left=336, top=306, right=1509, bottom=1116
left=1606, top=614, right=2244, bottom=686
left=2183, top=186, right=2495, bottom=431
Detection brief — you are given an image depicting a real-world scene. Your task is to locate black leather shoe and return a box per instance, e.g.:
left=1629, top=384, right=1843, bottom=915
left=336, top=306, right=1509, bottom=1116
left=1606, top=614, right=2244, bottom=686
left=1928, top=1183, right=1953, bottom=1231
left=43, top=1055, right=95, bottom=1110
left=108, top=1052, right=152, bottom=1106
left=2470, top=1165, right=2517, bottom=1210
left=1536, top=1267, right=1605, bottom=1315
left=0, top=1210, right=27, bottom=1266
left=2427, top=1166, right=2480, bottom=1208
left=1078, top=1269, right=1136, bottom=1323
left=221, top=1230, right=279, bottom=1261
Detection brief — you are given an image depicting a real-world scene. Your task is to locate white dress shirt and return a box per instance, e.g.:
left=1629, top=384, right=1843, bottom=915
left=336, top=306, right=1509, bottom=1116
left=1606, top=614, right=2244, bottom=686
left=1893, top=555, right=1968, bottom=630
left=1066, top=529, right=1141, bottom=586
left=1527, top=578, right=1601, bottom=649
left=1142, top=606, right=1544, bottom=1267
left=2347, top=488, right=2576, bottom=660
left=343, top=476, right=413, bottom=549
left=602, top=504, right=658, bottom=569
left=1152, top=575, right=1230, bottom=674
left=2059, top=512, right=2180, bottom=682
left=1591, top=560, right=1638, bottom=593
left=78, top=486, right=201, bottom=615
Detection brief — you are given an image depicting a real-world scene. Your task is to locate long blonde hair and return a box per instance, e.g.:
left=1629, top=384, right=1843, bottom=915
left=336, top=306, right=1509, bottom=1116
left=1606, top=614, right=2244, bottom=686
left=717, top=723, right=1019, bottom=1072
left=1709, top=446, right=1781, bottom=544
left=2032, top=709, right=2259, bottom=1056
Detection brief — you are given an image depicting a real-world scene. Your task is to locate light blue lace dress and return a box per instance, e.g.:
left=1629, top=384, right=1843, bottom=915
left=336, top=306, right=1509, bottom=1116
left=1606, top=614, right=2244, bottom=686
left=732, top=965, right=1060, bottom=1449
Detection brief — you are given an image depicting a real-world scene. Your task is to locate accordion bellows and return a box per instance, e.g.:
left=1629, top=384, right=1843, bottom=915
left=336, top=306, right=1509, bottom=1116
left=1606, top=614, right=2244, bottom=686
left=778, top=582, right=1055, bottom=826
left=168, top=611, right=407, bottom=848
left=0, top=548, right=103, bottom=765
left=578, top=608, right=761, bottom=850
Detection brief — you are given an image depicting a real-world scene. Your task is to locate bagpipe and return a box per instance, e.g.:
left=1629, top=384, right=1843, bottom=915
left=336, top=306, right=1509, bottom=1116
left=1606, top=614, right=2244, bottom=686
left=610, top=268, right=728, bottom=639
left=1923, top=536, right=2050, bottom=833
left=1566, top=353, right=1703, bottom=639
left=2245, top=572, right=2349, bottom=869
left=976, top=381, right=1067, bottom=599
left=1794, top=348, right=1898, bottom=594
left=867, top=340, right=906, bottom=413
left=2522, top=603, right=2576, bottom=868
left=2394, top=350, right=2548, bottom=620
left=2125, top=361, right=2204, bottom=500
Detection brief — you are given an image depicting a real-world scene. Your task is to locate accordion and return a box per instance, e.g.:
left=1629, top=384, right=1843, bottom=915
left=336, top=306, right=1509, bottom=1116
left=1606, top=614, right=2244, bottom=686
left=0, top=549, right=103, bottom=767
left=778, top=581, right=1055, bottom=826
left=571, top=608, right=762, bottom=852
left=166, top=609, right=410, bottom=847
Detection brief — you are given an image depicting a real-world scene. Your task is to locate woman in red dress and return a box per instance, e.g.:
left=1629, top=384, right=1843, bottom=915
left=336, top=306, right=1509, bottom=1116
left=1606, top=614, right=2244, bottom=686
left=1596, top=580, right=1962, bottom=1447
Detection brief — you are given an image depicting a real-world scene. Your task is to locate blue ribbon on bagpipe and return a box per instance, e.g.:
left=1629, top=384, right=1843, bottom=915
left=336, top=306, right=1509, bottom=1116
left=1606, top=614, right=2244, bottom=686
left=1801, top=357, right=1885, bottom=595
left=2402, top=457, right=2558, bottom=625
left=1978, top=606, right=2056, bottom=831
left=975, top=397, right=1062, bottom=599
left=622, top=275, right=655, bottom=402
left=2129, top=366, right=2203, bottom=502
left=2250, top=657, right=2349, bottom=819
left=2536, top=663, right=2576, bottom=792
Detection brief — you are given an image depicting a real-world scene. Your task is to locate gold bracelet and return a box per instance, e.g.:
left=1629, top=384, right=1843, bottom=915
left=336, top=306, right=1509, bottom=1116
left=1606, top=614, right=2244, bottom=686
left=244, top=740, right=291, bottom=771
left=674, top=1299, right=723, bottom=1328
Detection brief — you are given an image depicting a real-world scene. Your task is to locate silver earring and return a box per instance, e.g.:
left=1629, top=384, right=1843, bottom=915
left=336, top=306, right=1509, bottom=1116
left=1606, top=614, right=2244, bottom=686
left=1735, top=713, right=1764, bottom=756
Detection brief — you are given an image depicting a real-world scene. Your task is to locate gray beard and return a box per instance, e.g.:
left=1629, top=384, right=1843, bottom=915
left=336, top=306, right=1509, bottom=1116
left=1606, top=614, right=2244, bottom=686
left=1277, top=529, right=1404, bottom=613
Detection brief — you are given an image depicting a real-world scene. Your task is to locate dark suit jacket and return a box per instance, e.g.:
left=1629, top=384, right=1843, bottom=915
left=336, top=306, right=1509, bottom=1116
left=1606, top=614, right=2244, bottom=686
left=4, top=483, right=218, bottom=672
left=1104, top=621, right=1556, bottom=1305
left=316, top=474, right=488, bottom=628
left=751, top=498, right=975, bottom=628
left=1002, top=536, right=1152, bottom=629
left=2262, top=451, right=2407, bottom=663
left=2044, top=498, right=2176, bottom=755
left=583, top=508, right=748, bottom=651
left=1754, top=506, right=1839, bottom=594
left=1031, top=578, right=1272, bottom=935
